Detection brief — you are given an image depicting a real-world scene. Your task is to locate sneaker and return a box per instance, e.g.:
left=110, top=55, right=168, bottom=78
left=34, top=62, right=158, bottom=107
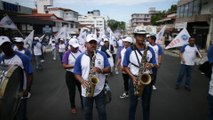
left=40, top=59, right=45, bottom=63
left=120, top=92, right=128, bottom=99
left=71, top=108, right=77, bottom=114
left=152, top=85, right=157, bottom=90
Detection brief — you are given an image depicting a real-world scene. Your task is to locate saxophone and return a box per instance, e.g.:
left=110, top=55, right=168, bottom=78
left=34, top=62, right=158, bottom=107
left=86, top=50, right=100, bottom=97
left=134, top=45, right=152, bottom=96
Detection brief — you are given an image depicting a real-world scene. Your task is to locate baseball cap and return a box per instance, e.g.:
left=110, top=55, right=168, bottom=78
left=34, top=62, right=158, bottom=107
left=34, top=37, right=39, bottom=40
left=69, top=38, right=80, bottom=48
left=86, top=34, right=97, bottom=42
left=122, top=37, right=133, bottom=43
left=14, top=37, right=24, bottom=43
left=103, top=38, right=109, bottom=42
left=0, top=36, right=11, bottom=46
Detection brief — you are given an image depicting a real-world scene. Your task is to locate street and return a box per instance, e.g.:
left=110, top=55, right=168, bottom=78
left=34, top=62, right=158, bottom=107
left=27, top=52, right=209, bottom=120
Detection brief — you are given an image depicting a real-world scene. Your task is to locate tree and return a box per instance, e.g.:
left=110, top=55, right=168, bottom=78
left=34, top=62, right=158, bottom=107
left=107, top=19, right=126, bottom=32
left=151, top=11, right=166, bottom=25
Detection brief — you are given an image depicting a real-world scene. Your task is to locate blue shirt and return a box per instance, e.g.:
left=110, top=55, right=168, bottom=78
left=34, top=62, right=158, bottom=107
left=208, top=45, right=213, bottom=64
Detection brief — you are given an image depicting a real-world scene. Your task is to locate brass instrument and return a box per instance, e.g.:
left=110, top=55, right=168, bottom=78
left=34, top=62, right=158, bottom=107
left=134, top=45, right=152, bottom=96
left=86, top=50, right=99, bottom=97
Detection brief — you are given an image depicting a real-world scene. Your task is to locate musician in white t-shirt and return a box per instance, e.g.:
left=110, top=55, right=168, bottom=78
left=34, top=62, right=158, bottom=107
left=176, top=36, right=201, bottom=91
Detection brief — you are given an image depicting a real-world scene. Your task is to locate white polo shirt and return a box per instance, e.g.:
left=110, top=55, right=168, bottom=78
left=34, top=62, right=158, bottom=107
left=62, top=50, right=81, bottom=72
left=74, top=51, right=110, bottom=97
left=149, top=44, right=163, bottom=64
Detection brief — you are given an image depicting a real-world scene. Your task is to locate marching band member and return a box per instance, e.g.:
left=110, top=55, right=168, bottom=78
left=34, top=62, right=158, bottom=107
left=123, top=26, right=156, bottom=120
left=148, top=35, right=163, bottom=90
left=62, top=38, right=83, bottom=114
left=116, top=36, right=133, bottom=98
left=0, top=36, right=33, bottom=120
left=74, top=34, right=110, bottom=120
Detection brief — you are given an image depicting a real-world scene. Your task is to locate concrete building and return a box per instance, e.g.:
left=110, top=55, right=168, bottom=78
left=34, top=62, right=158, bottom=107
left=176, top=0, right=213, bottom=49
left=131, top=7, right=157, bottom=27
left=47, top=7, right=79, bottom=34
left=78, top=10, right=108, bottom=33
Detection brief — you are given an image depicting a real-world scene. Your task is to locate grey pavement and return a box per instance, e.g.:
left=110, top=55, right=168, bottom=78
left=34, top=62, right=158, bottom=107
left=27, top=51, right=209, bottom=120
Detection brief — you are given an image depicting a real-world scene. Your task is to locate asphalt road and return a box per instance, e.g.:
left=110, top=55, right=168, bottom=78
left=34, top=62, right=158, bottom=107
left=27, top=52, right=209, bottom=120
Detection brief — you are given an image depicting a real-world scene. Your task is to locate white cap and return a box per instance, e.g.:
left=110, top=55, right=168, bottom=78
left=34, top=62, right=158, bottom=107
left=34, top=37, right=39, bottom=40
left=122, top=37, right=133, bottom=43
left=133, top=26, right=147, bottom=34
left=0, top=36, right=11, bottom=46
left=86, top=34, right=97, bottom=42
left=69, top=38, right=80, bottom=48
left=103, top=38, right=109, bottom=42
left=14, top=37, right=24, bottom=42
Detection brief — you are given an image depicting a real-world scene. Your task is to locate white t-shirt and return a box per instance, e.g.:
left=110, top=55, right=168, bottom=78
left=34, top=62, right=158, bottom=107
left=149, top=44, right=163, bottom=64
left=58, top=43, right=66, bottom=53
left=62, top=50, right=81, bottom=72
left=33, top=42, right=42, bottom=56
left=181, top=45, right=197, bottom=65
left=120, top=47, right=127, bottom=67
left=209, top=66, right=213, bottom=96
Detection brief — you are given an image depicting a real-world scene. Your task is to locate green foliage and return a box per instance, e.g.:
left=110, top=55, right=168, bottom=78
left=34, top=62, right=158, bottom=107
left=107, top=19, right=126, bottom=32
left=151, top=4, right=177, bottom=25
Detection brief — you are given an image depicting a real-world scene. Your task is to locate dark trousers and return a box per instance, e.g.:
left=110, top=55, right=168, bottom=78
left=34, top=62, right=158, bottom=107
left=208, top=94, right=213, bottom=120
left=152, top=67, right=158, bottom=85
left=128, top=78, right=153, bottom=120
left=65, top=71, right=83, bottom=108
left=122, top=73, right=129, bottom=93
left=15, top=99, right=27, bottom=120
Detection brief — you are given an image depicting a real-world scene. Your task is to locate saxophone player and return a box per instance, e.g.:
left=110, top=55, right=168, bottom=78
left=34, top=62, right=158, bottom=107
left=74, top=34, right=111, bottom=120
left=123, top=26, right=157, bottom=120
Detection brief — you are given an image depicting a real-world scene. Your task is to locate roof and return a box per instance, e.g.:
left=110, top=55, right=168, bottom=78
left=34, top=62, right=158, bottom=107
left=48, top=7, right=78, bottom=13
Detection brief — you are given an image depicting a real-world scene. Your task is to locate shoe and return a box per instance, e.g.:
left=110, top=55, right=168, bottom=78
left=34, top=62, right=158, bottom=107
left=184, top=86, right=191, bottom=92
left=120, top=92, right=128, bottom=99
left=40, top=59, right=45, bottom=63
left=53, top=58, right=56, bottom=60
left=152, top=85, right=157, bottom=90
left=71, top=108, right=77, bottom=114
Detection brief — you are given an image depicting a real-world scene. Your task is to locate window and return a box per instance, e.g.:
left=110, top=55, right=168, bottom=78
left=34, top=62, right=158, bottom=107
left=184, top=4, right=189, bottom=17
left=193, top=0, right=200, bottom=15
left=188, top=1, right=193, bottom=17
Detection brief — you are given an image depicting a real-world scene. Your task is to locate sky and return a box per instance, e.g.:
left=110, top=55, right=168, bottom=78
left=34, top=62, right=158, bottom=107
left=4, top=0, right=178, bottom=23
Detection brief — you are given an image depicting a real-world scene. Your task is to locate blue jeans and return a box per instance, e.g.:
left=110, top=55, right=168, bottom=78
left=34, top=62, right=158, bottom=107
left=176, top=64, right=193, bottom=88
left=129, top=79, right=153, bottom=120
left=208, top=94, right=213, bottom=120
left=34, top=55, right=42, bottom=69
left=83, top=91, right=106, bottom=120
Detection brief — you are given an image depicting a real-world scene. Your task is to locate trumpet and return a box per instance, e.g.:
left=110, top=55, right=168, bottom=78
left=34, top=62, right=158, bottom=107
left=86, top=50, right=99, bottom=97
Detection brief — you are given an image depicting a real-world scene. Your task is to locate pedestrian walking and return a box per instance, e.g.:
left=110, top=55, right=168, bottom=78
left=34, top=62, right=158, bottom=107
left=175, top=36, right=201, bottom=91
left=62, top=38, right=83, bottom=114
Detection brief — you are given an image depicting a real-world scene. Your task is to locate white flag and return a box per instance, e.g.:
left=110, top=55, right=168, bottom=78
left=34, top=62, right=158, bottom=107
left=55, top=26, right=67, bottom=40
left=156, top=25, right=166, bottom=44
left=39, top=34, right=45, bottom=42
left=24, top=30, right=34, bottom=50
left=165, top=28, right=190, bottom=49
left=0, top=15, right=18, bottom=30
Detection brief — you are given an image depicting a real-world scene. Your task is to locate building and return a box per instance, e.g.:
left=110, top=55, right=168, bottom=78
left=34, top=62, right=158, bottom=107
left=176, top=0, right=213, bottom=49
left=131, top=7, right=157, bottom=28
left=78, top=10, right=108, bottom=33
left=0, top=1, right=54, bottom=38
left=47, top=7, right=79, bottom=34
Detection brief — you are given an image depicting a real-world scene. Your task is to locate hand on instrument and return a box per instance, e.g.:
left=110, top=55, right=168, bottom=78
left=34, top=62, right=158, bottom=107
left=81, top=80, right=90, bottom=89
left=145, top=63, right=154, bottom=69
left=92, top=67, right=102, bottom=74
left=130, top=75, right=137, bottom=86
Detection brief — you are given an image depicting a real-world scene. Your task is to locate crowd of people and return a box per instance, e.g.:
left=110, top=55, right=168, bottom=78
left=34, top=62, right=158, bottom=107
left=0, top=25, right=212, bottom=120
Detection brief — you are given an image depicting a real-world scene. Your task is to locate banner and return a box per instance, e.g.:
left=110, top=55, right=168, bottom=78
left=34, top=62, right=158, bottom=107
left=165, top=28, right=190, bottom=49
left=156, top=25, right=166, bottom=44
left=24, top=30, right=34, bottom=51
left=0, top=15, right=18, bottom=30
